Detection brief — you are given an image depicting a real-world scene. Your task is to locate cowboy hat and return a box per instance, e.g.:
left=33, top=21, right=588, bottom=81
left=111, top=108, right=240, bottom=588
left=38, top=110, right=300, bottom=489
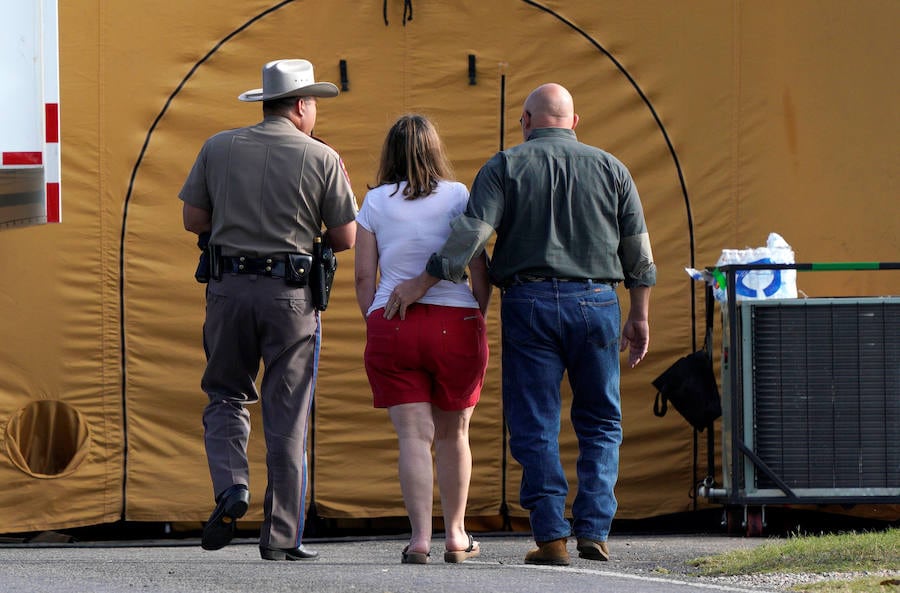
left=238, top=59, right=339, bottom=102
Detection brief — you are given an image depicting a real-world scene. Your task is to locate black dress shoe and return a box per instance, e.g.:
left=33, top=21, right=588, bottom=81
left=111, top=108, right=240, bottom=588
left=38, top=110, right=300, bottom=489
left=201, top=484, right=250, bottom=551
left=260, top=545, right=319, bottom=561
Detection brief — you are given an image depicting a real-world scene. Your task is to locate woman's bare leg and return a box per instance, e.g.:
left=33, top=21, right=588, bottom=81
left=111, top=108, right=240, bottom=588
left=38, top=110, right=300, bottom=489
left=433, top=405, right=475, bottom=551
left=389, top=402, right=435, bottom=554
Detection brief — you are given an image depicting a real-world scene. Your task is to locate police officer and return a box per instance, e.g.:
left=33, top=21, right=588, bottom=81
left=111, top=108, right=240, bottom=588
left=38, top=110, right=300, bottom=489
left=180, top=59, right=358, bottom=561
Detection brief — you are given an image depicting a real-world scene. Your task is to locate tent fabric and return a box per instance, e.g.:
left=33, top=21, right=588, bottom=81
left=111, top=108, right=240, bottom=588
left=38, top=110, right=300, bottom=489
left=0, top=0, right=897, bottom=533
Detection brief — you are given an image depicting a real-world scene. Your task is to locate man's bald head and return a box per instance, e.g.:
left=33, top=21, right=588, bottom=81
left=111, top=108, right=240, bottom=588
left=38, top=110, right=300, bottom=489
left=520, top=83, right=578, bottom=137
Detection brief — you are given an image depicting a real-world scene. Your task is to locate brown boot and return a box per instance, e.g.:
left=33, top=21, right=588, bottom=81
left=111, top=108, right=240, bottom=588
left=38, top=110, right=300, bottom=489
left=524, top=537, right=570, bottom=566
left=576, top=537, right=610, bottom=561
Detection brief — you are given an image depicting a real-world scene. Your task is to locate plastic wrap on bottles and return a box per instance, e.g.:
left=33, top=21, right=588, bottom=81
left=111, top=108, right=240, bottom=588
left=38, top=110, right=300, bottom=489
left=712, top=233, right=797, bottom=301
left=685, top=233, right=798, bottom=301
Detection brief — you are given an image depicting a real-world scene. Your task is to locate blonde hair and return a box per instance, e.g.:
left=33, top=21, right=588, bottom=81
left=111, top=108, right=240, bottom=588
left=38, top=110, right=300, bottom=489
left=371, top=114, right=453, bottom=200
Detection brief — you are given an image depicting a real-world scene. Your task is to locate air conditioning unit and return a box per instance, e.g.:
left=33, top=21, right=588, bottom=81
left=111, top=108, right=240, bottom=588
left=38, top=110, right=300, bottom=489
left=721, top=297, right=900, bottom=502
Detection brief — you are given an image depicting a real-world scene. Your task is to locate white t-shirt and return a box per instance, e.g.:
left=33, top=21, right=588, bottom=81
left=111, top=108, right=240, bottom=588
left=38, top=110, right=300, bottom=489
left=356, top=180, right=479, bottom=317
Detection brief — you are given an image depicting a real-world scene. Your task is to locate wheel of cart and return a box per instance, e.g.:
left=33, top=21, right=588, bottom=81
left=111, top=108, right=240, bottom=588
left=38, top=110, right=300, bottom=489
left=723, top=505, right=766, bottom=537
left=745, top=506, right=765, bottom=537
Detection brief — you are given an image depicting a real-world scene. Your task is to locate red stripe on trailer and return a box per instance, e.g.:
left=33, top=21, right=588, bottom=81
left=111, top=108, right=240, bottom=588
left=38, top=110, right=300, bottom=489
left=46, top=182, right=60, bottom=223
left=45, top=103, right=59, bottom=143
left=2, top=152, right=43, bottom=165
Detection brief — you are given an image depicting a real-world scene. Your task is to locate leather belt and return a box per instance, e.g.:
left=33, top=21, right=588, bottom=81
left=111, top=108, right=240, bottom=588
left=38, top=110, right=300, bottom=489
left=222, top=255, right=286, bottom=278
left=502, top=274, right=619, bottom=288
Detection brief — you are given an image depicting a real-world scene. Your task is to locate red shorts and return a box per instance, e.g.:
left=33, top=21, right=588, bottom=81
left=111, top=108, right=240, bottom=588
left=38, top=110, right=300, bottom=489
left=364, top=303, right=489, bottom=411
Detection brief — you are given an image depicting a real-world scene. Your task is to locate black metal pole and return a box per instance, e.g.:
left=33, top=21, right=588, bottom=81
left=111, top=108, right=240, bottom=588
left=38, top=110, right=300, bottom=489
left=498, top=66, right=511, bottom=530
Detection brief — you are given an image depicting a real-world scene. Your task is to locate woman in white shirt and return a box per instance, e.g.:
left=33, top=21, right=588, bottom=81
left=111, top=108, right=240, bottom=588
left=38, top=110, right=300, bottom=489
left=355, top=114, right=490, bottom=564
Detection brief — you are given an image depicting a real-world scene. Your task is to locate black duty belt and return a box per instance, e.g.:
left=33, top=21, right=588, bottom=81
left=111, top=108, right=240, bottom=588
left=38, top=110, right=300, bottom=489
left=222, top=255, right=287, bottom=278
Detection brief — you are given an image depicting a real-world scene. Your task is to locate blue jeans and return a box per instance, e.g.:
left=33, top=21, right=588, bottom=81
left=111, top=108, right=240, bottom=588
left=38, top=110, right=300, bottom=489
left=501, top=279, right=622, bottom=543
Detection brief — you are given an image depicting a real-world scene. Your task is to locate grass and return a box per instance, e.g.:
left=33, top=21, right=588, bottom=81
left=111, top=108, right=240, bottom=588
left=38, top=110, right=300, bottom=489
left=691, top=528, right=899, bottom=592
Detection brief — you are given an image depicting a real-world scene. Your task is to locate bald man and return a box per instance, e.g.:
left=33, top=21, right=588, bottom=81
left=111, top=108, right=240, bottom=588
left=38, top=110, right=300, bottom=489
left=388, top=83, right=655, bottom=566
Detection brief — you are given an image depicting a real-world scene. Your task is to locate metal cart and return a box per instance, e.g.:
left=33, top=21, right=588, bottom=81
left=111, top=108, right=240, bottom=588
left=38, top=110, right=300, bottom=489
left=697, top=262, right=900, bottom=536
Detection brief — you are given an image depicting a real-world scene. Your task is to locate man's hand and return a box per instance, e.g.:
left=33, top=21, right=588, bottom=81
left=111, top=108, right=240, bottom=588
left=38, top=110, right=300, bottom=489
left=620, top=318, right=649, bottom=368
left=384, top=272, right=439, bottom=320
left=620, top=285, right=650, bottom=368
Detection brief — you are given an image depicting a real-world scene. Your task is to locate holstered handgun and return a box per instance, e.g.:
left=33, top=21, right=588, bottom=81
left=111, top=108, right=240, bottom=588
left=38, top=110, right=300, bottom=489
left=311, top=235, right=337, bottom=311
left=194, top=232, right=210, bottom=283
left=194, top=251, right=209, bottom=283
left=194, top=232, right=221, bottom=283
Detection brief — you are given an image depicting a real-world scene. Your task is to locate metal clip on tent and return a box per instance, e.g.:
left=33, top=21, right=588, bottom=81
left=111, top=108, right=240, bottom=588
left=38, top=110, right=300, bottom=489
left=339, top=60, right=349, bottom=92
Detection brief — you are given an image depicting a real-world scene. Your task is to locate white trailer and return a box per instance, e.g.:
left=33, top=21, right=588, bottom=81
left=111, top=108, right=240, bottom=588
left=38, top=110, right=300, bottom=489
left=0, top=0, right=60, bottom=228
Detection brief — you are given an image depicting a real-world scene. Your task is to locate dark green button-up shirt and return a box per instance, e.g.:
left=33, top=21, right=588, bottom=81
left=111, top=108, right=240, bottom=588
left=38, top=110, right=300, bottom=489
left=427, top=127, right=655, bottom=289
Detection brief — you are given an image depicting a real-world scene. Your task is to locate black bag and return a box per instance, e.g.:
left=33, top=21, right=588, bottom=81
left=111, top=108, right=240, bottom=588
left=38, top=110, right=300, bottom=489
left=651, top=349, right=721, bottom=431
left=310, top=236, right=337, bottom=311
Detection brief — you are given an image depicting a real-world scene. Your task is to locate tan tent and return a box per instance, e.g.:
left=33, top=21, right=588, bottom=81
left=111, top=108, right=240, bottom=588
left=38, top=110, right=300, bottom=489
left=1, top=0, right=897, bottom=534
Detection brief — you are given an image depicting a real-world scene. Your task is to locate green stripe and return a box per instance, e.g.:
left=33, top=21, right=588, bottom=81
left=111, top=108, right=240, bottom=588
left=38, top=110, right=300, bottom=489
left=810, top=262, right=880, bottom=271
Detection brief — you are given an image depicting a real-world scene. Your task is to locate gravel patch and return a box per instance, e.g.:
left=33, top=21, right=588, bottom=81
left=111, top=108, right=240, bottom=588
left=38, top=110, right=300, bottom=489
left=695, top=570, right=900, bottom=591
left=603, top=535, right=899, bottom=591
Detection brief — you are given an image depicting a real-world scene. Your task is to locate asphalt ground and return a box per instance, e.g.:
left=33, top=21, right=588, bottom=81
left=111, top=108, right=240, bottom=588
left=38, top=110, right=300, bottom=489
left=0, top=533, right=785, bottom=593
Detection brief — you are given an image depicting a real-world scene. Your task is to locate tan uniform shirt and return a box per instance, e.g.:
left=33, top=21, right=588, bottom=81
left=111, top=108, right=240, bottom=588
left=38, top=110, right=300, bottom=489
left=179, top=115, right=357, bottom=256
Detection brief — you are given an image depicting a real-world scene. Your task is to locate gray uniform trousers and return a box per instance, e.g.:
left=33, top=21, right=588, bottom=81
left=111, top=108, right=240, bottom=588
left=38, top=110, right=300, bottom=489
left=201, top=273, right=319, bottom=549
